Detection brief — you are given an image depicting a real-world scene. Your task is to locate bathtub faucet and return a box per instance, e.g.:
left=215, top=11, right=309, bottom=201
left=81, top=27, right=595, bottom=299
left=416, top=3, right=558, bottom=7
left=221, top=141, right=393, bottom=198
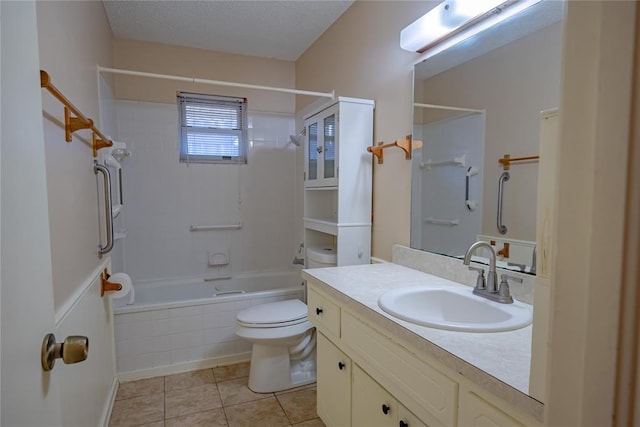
left=293, top=242, right=305, bottom=265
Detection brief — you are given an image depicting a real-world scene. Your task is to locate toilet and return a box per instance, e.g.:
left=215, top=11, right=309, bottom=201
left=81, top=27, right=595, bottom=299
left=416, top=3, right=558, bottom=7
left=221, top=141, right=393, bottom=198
left=235, top=245, right=337, bottom=393
left=235, top=299, right=317, bottom=393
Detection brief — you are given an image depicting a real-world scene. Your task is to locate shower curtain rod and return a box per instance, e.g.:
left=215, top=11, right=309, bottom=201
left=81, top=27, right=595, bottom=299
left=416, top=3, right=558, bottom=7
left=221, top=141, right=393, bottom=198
left=97, top=66, right=335, bottom=99
left=414, top=102, right=485, bottom=114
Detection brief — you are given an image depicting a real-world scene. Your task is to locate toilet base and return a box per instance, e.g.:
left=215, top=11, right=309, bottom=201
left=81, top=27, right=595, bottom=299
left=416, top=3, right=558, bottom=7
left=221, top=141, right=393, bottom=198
left=247, top=343, right=317, bottom=393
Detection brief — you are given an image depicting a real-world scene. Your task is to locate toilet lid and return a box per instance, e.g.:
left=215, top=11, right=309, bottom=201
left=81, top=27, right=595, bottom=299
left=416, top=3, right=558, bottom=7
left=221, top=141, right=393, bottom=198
left=237, top=299, right=307, bottom=326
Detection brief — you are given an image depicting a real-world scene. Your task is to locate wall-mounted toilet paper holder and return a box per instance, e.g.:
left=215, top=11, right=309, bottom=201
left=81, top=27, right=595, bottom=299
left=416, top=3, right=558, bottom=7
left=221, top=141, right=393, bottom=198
left=41, top=333, right=89, bottom=371
left=101, top=269, right=122, bottom=297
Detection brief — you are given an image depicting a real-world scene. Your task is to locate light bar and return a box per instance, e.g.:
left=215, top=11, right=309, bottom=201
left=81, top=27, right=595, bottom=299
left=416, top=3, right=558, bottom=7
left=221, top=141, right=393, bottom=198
left=400, top=0, right=543, bottom=54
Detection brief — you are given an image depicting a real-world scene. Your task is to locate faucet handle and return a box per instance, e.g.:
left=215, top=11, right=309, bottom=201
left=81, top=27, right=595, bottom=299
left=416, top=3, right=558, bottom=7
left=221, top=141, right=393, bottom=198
left=468, top=266, right=486, bottom=290
left=497, top=274, right=521, bottom=303
left=500, top=273, right=523, bottom=284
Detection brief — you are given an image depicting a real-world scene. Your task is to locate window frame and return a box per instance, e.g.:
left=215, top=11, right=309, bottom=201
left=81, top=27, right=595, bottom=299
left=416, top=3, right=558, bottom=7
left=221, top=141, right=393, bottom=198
left=177, top=92, right=248, bottom=164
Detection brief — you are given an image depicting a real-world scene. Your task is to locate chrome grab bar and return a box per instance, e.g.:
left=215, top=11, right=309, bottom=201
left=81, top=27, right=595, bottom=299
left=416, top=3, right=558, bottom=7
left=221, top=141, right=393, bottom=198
left=94, top=161, right=114, bottom=257
left=497, top=171, right=510, bottom=235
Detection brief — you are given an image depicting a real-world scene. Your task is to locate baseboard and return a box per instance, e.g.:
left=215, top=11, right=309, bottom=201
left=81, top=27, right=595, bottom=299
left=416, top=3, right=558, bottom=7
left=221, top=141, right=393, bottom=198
left=117, top=352, right=252, bottom=382
left=101, top=377, right=119, bottom=427
left=370, top=257, right=389, bottom=264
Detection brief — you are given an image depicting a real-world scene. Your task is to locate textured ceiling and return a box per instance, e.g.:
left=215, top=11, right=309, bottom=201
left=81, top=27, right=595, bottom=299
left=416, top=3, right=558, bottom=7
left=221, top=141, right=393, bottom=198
left=102, top=0, right=354, bottom=61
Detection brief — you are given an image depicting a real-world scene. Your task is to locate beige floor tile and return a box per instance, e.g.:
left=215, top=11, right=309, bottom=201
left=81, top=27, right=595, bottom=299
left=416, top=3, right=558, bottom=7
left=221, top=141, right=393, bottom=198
left=165, top=369, right=215, bottom=391
left=165, top=408, right=228, bottom=427
left=224, top=397, right=290, bottom=427
left=116, top=377, right=165, bottom=401
left=213, top=362, right=250, bottom=382
left=138, top=422, right=165, bottom=427
left=276, top=387, right=318, bottom=424
left=217, top=377, right=272, bottom=406
left=165, top=383, right=223, bottom=419
left=109, top=393, right=164, bottom=427
left=291, top=419, right=325, bottom=427
left=274, top=383, right=316, bottom=396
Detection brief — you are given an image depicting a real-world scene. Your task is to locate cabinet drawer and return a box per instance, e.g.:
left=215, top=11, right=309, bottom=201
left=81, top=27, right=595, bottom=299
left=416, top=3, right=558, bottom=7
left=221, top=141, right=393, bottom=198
left=308, top=288, right=340, bottom=337
left=342, top=311, right=457, bottom=427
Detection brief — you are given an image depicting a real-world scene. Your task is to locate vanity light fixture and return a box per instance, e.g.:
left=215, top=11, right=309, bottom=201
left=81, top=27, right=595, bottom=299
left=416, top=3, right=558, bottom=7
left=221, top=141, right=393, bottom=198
left=400, top=0, right=542, bottom=56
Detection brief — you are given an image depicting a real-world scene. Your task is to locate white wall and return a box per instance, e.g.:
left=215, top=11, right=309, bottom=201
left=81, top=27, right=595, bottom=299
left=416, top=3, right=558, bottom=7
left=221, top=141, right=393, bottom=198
left=37, top=0, right=116, bottom=310
left=54, top=261, right=117, bottom=427
left=116, top=101, right=298, bottom=282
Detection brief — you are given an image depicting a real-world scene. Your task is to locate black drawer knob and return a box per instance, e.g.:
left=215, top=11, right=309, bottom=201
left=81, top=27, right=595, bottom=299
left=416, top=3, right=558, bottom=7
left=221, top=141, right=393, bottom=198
left=382, top=404, right=391, bottom=415
left=338, top=361, right=345, bottom=370
left=399, top=421, right=409, bottom=427
left=316, top=307, right=323, bottom=315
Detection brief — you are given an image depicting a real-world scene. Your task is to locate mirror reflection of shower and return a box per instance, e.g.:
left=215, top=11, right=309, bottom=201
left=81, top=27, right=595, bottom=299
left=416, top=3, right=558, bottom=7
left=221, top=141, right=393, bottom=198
left=289, top=128, right=306, bottom=146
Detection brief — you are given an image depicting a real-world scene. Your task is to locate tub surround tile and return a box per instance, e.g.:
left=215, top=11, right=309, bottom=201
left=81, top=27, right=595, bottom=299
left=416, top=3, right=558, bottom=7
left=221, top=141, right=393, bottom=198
left=217, top=377, right=271, bottom=406
left=165, top=408, right=228, bottom=427
left=165, top=369, right=215, bottom=391
left=276, top=387, right=318, bottom=424
left=165, top=383, right=223, bottom=418
left=117, top=377, right=165, bottom=401
left=213, top=362, right=250, bottom=382
left=109, top=393, right=164, bottom=427
left=224, top=397, right=290, bottom=427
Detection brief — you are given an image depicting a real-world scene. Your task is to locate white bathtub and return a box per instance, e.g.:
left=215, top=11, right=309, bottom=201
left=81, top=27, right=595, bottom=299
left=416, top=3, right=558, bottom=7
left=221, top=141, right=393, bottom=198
left=113, top=271, right=304, bottom=375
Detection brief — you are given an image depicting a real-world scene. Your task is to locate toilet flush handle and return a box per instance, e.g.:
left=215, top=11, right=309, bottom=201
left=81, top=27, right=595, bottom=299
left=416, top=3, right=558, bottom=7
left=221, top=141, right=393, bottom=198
left=315, top=307, right=323, bottom=315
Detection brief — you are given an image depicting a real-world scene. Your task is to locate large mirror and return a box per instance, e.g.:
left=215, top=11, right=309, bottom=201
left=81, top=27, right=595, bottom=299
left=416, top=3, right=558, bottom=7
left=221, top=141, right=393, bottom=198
left=411, top=0, right=565, bottom=274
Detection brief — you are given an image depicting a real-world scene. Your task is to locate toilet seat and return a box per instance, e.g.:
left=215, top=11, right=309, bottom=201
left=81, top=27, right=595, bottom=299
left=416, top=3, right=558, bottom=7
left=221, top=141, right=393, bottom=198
left=236, top=299, right=308, bottom=328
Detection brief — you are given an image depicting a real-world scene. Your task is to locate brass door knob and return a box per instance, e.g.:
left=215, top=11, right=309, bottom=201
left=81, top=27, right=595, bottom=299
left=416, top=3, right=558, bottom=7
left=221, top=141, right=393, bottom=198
left=41, top=333, right=89, bottom=371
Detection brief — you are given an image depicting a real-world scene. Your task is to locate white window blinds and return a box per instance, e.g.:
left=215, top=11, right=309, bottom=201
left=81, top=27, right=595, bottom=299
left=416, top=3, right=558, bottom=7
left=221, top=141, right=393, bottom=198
left=178, top=92, right=248, bottom=164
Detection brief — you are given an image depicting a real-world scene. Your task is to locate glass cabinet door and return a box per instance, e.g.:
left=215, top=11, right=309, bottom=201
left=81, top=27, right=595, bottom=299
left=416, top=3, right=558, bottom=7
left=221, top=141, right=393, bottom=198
left=307, top=122, right=318, bottom=181
left=323, top=114, right=336, bottom=180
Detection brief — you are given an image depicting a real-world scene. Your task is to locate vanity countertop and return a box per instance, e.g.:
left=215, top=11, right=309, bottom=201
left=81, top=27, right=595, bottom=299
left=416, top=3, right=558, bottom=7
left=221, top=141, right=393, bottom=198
left=302, top=262, right=543, bottom=421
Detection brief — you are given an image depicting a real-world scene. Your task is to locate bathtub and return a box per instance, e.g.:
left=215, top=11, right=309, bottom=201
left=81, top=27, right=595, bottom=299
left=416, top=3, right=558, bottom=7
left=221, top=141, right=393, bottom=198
left=112, top=271, right=304, bottom=375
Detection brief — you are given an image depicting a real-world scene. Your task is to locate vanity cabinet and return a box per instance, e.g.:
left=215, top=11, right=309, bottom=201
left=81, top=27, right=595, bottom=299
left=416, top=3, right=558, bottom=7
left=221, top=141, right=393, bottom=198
left=306, top=278, right=542, bottom=427
left=303, top=97, right=373, bottom=266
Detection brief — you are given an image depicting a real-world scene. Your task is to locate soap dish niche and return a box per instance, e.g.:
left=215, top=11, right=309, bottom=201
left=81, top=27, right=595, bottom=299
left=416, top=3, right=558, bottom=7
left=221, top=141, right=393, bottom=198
left=208, top=252, right=229, bottom=267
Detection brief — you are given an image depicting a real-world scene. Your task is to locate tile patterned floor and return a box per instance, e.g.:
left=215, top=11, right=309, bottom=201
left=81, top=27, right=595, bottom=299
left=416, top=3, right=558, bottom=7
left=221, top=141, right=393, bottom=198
left=109, top=362, right=325, bottom=427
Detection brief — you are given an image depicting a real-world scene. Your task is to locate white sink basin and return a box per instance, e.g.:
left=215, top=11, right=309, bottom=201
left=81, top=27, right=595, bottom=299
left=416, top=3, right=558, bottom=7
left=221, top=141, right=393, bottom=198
left=378, top=286, right=532, bottom=332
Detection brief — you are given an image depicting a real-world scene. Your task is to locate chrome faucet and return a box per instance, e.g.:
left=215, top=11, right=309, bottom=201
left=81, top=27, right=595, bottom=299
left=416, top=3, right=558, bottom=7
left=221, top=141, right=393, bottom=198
left=463, top=241, right=513, bottom=304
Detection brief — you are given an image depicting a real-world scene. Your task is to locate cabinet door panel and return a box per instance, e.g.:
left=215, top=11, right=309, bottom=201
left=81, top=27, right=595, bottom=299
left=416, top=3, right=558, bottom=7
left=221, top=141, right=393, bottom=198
left=458, top=392, right=526, bottom=427
left=317, top=333, right=351, bottom=427
left=323, top=112, right=337, bottom=180
left=352, top=365, right=397, bottom=427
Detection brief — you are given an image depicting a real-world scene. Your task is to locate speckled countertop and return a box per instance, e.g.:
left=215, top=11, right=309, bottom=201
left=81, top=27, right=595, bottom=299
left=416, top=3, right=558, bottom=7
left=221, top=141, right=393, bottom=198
left=302, top=262, right=543, bottom=421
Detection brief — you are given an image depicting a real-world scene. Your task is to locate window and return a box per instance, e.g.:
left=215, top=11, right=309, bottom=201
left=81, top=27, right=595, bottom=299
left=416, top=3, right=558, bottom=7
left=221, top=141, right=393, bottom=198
left=178, top=92, right=248, bottom=164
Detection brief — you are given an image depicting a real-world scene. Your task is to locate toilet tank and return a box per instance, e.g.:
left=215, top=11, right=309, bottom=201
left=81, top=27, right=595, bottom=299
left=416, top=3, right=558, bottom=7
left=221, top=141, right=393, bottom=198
left=307, top=245, right=337, bottom=268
